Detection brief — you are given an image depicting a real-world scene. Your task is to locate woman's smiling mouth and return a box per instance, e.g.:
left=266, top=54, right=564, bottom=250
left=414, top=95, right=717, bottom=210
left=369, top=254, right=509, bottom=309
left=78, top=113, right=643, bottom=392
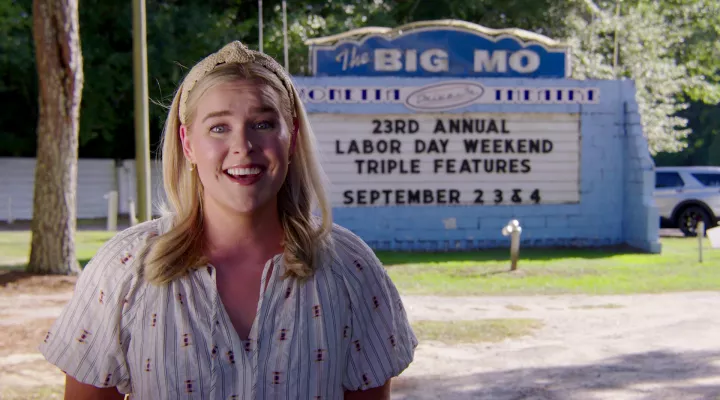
left=224, top=165, right=266, bottom=185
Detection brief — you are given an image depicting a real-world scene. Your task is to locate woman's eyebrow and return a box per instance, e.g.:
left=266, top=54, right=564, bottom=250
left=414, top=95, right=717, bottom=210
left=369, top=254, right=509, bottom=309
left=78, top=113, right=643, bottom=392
left=201, top=110, right=232, bottom=123
left=200, top=106, right=278, bottom=123
left=250, top=106, right=278, bottom=115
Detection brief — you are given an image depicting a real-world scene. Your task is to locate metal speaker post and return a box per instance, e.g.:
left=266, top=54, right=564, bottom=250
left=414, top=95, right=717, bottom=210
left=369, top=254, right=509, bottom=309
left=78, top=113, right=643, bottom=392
left=502, top=219, right=523, bottom=271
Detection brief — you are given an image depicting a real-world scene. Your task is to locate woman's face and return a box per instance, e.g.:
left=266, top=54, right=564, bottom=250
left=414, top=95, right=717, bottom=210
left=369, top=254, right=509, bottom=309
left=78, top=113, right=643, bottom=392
left=180, top=80, right=292, bottom=216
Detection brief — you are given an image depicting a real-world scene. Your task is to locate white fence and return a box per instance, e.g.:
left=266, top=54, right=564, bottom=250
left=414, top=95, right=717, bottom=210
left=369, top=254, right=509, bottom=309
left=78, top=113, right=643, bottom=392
left=0, top=158, right=165, bottom=222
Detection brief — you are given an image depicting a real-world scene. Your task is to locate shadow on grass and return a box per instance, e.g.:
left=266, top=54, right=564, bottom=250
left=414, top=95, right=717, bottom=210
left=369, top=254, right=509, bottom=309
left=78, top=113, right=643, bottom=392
left=392, top=350, right=720, bottom=400
left=377, top=245, right=641, bottom=266
left=0, top=259, right=91, bottom=287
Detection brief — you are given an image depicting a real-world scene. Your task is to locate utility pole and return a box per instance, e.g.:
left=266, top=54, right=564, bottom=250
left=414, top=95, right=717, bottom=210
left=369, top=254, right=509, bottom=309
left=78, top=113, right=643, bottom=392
left=612, top=0, right=621, bottom=77
left=258, top=0, right=264, bottom=52
left=282, top=0, right=288, bottom=70
left=132, top=0, right=152, bottom=222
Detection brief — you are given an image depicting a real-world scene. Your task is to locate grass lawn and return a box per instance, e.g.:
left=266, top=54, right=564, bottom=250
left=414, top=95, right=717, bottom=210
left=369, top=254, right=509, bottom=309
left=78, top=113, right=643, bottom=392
left=380, top=238, right=720, bottom=296
left=0, top=231, right=114, bottom=269
left=1, top=231, right=718, bottom=296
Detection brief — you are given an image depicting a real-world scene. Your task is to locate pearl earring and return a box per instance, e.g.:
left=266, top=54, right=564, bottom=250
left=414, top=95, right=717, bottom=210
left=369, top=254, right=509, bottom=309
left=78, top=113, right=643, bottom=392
left=188, top=163, right=195, bottom=171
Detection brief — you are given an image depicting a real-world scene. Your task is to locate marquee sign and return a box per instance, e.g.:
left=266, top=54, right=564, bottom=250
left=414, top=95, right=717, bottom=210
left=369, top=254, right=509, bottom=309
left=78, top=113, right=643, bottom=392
left=297, top=81, right=599, bottom=112
left=309, top=112, right=581, bottom=207
left=306, top=21, right=570, bottom=79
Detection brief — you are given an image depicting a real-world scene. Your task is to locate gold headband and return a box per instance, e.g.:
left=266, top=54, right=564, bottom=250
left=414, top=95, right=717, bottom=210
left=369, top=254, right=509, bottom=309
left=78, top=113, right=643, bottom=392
left=178, top=41, right=297, bottom=125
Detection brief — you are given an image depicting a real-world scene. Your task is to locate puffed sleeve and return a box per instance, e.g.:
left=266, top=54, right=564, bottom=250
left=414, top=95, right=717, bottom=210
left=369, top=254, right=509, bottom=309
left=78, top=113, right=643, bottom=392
left=334, top=226, right=418, bottom=391
left=38, top=222, right=152, bottom=394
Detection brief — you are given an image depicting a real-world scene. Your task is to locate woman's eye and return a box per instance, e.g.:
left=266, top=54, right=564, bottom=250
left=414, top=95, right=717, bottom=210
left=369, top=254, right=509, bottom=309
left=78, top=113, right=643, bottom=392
left=253, top=121, right=275, bottom=131
left=210, top=125, right=228, bottom=134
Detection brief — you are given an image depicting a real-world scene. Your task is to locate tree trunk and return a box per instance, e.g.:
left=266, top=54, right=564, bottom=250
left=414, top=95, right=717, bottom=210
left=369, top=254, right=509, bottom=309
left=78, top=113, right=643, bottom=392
left=27, top=0, right=83, bottom=275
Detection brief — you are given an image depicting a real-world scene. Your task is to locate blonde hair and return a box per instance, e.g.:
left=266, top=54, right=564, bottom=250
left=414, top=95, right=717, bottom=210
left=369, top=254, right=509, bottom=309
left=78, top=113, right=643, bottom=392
left=143, top=44, right=333, bottom=285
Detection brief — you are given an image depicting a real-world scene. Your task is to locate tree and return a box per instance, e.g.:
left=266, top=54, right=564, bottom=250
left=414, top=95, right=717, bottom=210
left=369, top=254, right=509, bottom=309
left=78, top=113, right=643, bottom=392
left=655, top=101, right=720, bottom=166
left=656, top=0, right=720, bottom=104
left=566, top=0, right=720, bottom=155
left=27, top=0, right=84, bottom=275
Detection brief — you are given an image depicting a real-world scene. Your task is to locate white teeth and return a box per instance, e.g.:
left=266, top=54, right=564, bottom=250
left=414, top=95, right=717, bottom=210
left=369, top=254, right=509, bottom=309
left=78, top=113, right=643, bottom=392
left=226, top=167, right=262, bottom=177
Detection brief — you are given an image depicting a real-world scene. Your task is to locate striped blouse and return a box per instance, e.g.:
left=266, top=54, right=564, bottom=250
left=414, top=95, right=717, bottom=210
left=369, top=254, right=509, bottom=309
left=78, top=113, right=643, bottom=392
left=38, top=217, right=417, bottom=399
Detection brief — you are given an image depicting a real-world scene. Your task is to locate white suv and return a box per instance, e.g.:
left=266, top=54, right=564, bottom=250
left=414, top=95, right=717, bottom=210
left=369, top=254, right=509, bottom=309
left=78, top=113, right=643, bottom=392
left=654, top=166, right=720, bottom=236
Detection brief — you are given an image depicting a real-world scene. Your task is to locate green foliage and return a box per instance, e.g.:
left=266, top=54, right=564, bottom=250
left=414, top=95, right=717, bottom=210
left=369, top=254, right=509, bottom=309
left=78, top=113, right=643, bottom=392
left=657, top=0, right=720, bottom=104
left=0, top=0, right=35, bottom=156
left=566, top=0, right=718, bottom=155
left=77, top=0, right=265, bottom=158
left=76, top=0, right=133, bottom=158
left=654, top=101, right=720, bottom=165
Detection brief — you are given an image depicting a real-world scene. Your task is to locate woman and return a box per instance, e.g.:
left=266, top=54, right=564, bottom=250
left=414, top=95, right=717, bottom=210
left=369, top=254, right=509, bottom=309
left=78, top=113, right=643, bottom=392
left=39, top=41, right=417, bottom=400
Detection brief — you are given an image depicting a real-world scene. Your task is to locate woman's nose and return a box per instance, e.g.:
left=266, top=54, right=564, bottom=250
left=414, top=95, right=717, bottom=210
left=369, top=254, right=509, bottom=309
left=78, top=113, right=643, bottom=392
left=230, top=128, right=254, bottom=155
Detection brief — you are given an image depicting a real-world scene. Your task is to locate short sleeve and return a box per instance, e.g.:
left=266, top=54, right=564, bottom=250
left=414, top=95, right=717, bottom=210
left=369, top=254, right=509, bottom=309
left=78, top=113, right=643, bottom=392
left=38, top=224, right=150, bottom=393
left=337, top=229, right=418, bottom=391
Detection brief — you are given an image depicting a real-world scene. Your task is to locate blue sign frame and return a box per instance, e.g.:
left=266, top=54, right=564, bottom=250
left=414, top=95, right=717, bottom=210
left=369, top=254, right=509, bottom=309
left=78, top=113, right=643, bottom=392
left=309, top=25, right=570, bottom=79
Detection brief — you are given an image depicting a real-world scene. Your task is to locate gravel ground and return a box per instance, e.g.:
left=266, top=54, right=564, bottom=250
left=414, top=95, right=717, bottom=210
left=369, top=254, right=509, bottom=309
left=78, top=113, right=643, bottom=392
left=1, top=280, right=718, bottom=399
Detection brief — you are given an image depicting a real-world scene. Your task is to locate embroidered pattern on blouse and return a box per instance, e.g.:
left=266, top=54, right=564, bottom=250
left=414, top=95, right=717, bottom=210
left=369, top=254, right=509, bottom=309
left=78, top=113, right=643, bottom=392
left=37, top=219, right=418, bottom=399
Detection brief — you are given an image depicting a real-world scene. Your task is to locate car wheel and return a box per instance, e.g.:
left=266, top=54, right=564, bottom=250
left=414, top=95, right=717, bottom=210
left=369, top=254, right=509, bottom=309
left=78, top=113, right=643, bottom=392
left=677, top=206, right=712, bottom=237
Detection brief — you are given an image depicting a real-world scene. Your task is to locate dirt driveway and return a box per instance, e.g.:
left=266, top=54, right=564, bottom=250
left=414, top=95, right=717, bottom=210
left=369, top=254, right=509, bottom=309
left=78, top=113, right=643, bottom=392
left=1, top=274, right=718, bottom=399
left=394, top=293, right=720, bottom=400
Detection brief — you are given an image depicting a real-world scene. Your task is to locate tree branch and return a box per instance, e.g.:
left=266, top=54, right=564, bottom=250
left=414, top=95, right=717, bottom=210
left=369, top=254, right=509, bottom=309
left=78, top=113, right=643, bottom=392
left=578, top=0, right=604, bottom=17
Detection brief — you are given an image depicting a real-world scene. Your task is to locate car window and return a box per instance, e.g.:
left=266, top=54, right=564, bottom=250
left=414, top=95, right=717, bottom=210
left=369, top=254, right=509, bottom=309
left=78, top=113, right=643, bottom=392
left=692, top=173, right=720, bottom=187
left=655, top=172, right=684, bottom=188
